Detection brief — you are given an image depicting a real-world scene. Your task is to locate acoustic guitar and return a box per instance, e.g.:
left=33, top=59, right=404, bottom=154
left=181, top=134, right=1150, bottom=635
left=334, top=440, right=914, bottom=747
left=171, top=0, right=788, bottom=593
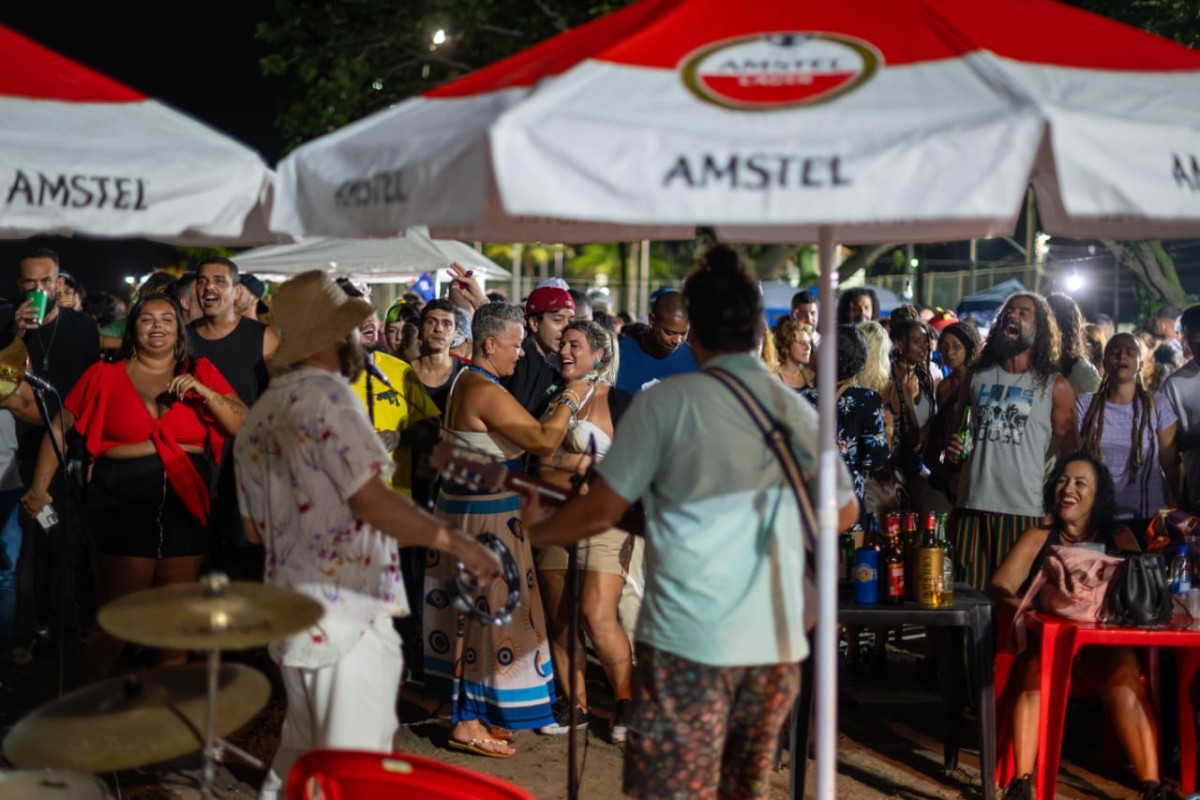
left=430, top=441, right=645, bottom=537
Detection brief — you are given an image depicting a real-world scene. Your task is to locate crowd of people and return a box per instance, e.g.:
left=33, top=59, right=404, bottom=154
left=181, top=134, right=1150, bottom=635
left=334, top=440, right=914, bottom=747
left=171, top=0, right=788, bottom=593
left=2, top=241, right=1199, bottom=800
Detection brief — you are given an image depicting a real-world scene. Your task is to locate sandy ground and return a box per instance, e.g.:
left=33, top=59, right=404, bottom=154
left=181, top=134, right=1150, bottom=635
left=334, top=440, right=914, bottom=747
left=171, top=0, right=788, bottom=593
left=0, top=635, right=1168, bottom=799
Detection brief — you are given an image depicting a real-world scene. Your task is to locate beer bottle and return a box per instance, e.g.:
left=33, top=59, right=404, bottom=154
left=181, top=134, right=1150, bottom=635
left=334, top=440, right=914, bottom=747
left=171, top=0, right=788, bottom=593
left=950, top=405, right=973, bottom=464
left=902, top=512, right=919, bottom=600
left=915, top=512, right=945, bottom=607
left=883, top=526, right=906, bottom=604
left=839, top=529, right=856, bottom=583
left=935, top=512, right=955, bottom=606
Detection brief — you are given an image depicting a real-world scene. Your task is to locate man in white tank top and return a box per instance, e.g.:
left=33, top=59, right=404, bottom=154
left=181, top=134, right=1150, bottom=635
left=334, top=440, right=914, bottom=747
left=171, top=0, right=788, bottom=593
left=945, top=293, right=1079, bottom=589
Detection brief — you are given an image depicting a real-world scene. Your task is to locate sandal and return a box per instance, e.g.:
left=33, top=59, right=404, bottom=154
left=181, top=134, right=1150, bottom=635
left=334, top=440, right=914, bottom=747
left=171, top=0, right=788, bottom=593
left=448, top=736, right=516, bottom=758
left=485, top=725, right=514, bottom=742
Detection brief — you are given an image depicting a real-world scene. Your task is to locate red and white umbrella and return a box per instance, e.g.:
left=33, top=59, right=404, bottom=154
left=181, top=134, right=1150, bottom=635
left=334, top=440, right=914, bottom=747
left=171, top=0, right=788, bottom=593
left=1, top=25, right=275, bottom=244
left=273, top=0, right=1200, bottom=244
left=273, top=3, right=1200, bottom=796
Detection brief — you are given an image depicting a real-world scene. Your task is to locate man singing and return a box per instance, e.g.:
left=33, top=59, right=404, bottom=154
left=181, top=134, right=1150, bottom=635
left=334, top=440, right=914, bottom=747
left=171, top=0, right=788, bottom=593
left=235, top=271, right=500, bottom=799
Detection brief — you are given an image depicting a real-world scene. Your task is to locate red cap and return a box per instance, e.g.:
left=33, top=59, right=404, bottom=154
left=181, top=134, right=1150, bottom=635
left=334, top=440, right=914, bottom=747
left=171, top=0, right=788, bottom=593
left=525, top=287, right=575, bottom=317
left=929, top=310, right=958, bottom=331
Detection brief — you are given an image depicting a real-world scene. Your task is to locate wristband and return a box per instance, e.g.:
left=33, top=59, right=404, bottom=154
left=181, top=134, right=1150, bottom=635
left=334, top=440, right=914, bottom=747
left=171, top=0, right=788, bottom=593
left=556, top=391, right=581, bottom=415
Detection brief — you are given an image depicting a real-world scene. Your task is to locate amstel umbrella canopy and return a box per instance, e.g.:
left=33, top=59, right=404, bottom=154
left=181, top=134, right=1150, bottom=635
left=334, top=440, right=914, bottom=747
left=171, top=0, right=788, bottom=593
left=1, top=25, right=275, bottom=244
left=274, top=0, right=1200, bottom=244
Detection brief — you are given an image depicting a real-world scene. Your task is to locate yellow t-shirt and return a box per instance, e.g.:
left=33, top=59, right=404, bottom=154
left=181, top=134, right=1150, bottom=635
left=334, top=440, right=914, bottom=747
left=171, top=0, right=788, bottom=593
left=350, top=352, right=439, bottom=498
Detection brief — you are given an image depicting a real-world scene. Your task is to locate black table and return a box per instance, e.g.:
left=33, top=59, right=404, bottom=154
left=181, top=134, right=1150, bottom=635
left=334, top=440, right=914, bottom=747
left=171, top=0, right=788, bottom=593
left=789, top=583, right=996, bottom=800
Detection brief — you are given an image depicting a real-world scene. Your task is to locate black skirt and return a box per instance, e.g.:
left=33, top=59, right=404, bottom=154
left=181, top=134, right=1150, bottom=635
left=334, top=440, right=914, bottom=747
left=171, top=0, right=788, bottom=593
left=87, top=452, right=211, bottom=559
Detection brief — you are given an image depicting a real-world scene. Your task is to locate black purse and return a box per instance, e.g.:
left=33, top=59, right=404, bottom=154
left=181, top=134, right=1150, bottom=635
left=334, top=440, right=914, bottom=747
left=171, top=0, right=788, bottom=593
left=1107, top=552, right=1173, bottom=627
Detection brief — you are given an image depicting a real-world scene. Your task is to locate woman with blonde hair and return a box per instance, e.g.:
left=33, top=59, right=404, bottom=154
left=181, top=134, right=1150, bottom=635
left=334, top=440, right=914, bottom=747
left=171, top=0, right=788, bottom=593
left=771, top=317, right=815, bottom=390
left=536, top=320, right=639, bottom=742
left=855, top=320, right=891, bottom=395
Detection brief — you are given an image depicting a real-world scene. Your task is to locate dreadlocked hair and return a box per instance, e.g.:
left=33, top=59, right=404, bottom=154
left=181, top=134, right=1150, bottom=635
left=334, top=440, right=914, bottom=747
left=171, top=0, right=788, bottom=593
left=1079, top=333, right=1156, bottom=487
left=889, top=318, right=936, bottom=411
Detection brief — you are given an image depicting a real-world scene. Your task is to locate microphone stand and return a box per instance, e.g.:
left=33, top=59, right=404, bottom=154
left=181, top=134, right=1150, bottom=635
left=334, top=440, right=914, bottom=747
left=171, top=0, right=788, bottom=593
left=29, top=382, right=74, bottom=696
left=366, top=353, right=376, bottom=426
left=564, top=444, right=597, bottom=800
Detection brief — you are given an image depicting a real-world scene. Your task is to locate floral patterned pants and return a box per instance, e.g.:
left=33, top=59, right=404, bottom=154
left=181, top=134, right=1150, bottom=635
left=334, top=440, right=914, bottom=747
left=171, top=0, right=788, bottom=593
left=623, top=644, right=801, bottom=800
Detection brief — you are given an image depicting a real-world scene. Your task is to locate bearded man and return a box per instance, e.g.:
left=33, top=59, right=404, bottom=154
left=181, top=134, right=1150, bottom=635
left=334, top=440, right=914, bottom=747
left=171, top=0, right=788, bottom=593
left=945, top=292, right=1079, bottom=589
left=235, top=271, right=500, bottom=799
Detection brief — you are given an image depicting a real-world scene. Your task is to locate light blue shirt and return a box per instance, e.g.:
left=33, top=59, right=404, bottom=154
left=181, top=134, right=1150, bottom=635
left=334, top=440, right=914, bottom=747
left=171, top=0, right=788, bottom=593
left=598, top=353, right=852, bottom=667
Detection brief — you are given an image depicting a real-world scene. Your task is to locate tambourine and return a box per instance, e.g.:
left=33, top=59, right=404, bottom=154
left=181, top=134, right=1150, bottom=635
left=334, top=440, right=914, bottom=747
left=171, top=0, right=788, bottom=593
left=452, top=533, right=522, bottom=627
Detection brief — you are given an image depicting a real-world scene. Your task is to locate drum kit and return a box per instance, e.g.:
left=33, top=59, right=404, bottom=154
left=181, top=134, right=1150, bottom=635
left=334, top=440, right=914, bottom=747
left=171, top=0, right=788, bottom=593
left=0, top=537, right=524, bottom=799
left=1, top=572, right=323, bottom=799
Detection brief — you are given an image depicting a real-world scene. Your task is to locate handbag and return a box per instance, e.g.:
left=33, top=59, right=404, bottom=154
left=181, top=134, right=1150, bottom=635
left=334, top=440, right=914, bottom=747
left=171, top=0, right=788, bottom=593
left=706, top=367, right=820, bottom=631
left=1108, top=552, right=1173, bottom=627
left=1010, top=543, right=1124, bottom=653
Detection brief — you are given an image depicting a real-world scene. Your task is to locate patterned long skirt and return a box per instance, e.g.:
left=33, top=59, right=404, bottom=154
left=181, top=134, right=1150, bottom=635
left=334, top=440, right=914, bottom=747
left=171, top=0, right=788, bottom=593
left=422, top=483, right=557, bottom=730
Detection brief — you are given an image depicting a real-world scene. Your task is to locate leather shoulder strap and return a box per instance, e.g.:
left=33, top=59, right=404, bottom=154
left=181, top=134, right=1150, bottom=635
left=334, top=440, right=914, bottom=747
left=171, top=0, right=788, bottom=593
left=707, top=367, right=817, bottom=554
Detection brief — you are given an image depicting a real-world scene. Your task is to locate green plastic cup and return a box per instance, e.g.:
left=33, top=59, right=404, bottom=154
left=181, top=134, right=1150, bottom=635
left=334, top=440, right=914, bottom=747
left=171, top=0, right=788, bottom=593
left=26, top=289, right=47, bottom=325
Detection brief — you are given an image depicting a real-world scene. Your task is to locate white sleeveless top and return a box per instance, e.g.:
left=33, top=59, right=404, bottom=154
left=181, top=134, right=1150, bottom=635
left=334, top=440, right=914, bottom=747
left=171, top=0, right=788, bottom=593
left=442, top=368, right=525, bottom=461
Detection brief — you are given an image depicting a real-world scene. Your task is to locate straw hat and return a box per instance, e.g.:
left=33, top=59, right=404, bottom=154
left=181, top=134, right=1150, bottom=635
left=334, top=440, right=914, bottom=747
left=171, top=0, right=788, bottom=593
left=270, top=271, right=374, bottom=369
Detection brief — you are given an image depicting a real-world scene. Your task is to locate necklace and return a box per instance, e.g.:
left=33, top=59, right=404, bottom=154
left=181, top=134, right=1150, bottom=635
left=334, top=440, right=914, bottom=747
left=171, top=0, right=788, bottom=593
left=34, top=313, right=60, bottom=372
left=467, top=364, right=502, bottom=385
left=1058, top=527, right=1093, bottom=544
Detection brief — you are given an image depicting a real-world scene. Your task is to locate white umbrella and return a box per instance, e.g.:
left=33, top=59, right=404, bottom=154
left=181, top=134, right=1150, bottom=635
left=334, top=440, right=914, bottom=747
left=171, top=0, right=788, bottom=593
left=0, top=25, right=275, bottom=245
left=272, top=2, right=1200, bottom=797
left=272, top=2, right=1200, bottom=245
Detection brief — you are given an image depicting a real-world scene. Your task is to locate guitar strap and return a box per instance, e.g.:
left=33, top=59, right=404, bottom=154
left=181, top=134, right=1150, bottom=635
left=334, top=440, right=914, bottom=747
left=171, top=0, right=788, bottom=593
left=706, top=367, right=818, bottom=555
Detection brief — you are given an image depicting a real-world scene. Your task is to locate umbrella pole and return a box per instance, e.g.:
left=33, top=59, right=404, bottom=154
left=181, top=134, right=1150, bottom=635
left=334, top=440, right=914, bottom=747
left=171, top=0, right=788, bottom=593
left=814, top=226, right=839, bottom=800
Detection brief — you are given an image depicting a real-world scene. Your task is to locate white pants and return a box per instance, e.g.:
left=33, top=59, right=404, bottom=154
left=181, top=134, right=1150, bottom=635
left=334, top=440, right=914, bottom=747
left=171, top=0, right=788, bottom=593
left=259, top=617, right=404, bottom=800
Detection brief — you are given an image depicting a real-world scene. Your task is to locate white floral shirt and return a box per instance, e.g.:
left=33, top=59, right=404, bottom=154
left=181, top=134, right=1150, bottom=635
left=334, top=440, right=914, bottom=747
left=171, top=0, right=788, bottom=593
left=235, top=366, right=408, bottom=668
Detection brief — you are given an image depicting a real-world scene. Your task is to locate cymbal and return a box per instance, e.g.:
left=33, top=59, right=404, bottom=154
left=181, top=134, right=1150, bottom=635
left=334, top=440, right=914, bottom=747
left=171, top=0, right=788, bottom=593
left=3, top=664, right=270, bottom=773
left=0, top=771, right=112, bottom=799
left=98, top=573, right=323, bottom=650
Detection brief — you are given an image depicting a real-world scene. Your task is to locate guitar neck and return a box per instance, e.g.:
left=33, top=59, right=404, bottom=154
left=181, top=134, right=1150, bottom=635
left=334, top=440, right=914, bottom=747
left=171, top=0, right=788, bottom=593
left=503, top=471, right=573, bottom=505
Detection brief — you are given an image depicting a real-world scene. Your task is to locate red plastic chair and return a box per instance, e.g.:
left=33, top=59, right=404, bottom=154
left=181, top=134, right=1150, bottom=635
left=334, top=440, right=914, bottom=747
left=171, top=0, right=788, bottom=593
left=992, top=607, right=1133, bottom=788
left=286, top=749, right=538, bottom=800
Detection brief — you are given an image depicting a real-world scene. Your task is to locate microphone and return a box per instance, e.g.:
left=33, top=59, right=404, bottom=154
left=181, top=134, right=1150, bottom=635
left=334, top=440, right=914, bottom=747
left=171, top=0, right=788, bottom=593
left=23, top=371, right=53, bottom=392
left=364, top=357, right=395, bottom=391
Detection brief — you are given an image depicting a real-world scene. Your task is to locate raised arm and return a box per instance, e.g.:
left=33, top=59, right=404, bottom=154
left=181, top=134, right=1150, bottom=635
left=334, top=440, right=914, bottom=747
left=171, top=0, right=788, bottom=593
left=465, top=379, right=591, bottom=457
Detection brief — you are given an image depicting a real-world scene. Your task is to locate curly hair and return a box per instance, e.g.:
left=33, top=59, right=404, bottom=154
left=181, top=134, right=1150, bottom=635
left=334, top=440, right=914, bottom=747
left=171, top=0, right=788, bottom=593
left=836, top=325, right=868, bottom=382
left=889, top=318, right=936, bottom=411
left=1082, top=324, right=1105, bottom=373
left=119, top=293, right=195, bottom=375
left=1079, top=333, right=1156, bottom=488
left=772, top=317, right=813, bottom=368
left=975, top=292, right=1062, bottom=389
left=562, top=319, right=619, bottom=385
left=1043, top=452, right=1119, bottom=543
left=855, top=320, right=891, bottom=394
left=836, top=287, right=879, bottom=324
left=683, top=244, right=761, bottom=352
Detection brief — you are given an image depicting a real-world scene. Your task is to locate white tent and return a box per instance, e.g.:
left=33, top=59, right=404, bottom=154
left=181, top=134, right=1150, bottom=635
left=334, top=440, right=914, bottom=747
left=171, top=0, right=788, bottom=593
left=234, top=229, right=509, bottom=283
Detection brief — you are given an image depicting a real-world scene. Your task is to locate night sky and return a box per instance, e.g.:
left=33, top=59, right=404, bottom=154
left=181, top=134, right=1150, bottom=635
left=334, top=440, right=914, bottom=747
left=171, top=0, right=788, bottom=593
left=0, top=2, right=284, bottom=298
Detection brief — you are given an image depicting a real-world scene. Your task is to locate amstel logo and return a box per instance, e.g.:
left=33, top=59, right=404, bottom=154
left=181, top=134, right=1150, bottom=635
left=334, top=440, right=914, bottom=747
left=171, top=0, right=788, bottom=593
left=682, top=32, right=881, bottom=111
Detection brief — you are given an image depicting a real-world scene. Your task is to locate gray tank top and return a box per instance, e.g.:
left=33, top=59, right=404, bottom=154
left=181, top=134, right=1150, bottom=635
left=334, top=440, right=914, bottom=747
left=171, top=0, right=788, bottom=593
left=960, top=364, right=1056, bottom=518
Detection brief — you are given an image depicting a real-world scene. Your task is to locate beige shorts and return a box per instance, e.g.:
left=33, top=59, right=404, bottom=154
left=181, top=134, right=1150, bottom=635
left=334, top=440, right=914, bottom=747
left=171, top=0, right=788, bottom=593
left=536, top=528, right=635, bottom=577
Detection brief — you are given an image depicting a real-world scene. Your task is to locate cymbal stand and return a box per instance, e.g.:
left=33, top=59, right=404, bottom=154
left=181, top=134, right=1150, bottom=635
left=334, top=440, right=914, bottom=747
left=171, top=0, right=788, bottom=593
left=198, top=576, right=264, bottom=799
